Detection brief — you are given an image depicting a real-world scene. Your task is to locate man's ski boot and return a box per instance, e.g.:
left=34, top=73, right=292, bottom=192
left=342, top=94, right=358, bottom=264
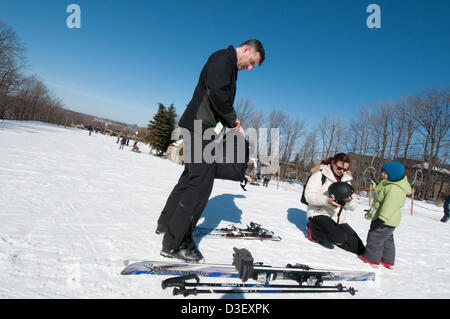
left=160, top=246, right=204, bottom=263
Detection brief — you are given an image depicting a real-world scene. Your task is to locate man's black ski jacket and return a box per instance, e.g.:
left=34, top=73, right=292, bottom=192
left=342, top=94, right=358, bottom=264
left=178, top=45, right=238, bottom=132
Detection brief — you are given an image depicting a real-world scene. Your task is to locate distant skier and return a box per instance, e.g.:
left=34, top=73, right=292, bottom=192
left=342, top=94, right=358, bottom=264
left=304, top=153, right=365, bottom=256
left=360, top=161, right=412, bottom=269
left=119, top=136, right=126, bottom=150
left=132, top=141, right=140, bottom=153
left=441, top=194, right=450, bottom=223
left=263, top=174, right=271, bottom=187
left=250, top=170, right=258, bottom=185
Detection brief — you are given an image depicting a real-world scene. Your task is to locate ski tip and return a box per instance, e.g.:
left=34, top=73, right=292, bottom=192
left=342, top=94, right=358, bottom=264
left=124, top=260, right=130, bottom=267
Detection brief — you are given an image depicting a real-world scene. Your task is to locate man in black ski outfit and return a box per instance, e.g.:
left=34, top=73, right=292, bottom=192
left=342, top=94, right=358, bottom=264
left=156, top=40, right=265, bottom=262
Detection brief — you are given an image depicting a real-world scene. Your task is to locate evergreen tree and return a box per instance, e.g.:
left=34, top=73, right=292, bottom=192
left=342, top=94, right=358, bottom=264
left=166, top=104, right=177, bottom=132
left=146, top=103, right=177, bottom=155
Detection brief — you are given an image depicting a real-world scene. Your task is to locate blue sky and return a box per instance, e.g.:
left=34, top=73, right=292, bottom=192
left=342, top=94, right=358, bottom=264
left=1, top=0, right=449, bottom=127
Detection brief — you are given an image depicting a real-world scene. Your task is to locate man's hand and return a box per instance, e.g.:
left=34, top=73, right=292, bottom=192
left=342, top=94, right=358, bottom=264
left=232, top=119, right=242, bottom=132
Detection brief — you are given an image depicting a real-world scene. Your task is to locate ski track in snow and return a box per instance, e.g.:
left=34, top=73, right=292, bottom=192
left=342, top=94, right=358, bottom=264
left=0, top=120, right=449, bottom=299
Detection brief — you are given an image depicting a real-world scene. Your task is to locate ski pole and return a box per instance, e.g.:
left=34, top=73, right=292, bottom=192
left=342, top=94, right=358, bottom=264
left=173, top=286, right=356, bottom=297
left=162, top=275, right=356, bottom=295
left=163, top=274, right=340, bottom=289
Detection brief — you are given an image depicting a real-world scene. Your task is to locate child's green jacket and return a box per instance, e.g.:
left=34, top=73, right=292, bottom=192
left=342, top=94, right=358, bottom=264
left=372, top=176, right=412, bottom=227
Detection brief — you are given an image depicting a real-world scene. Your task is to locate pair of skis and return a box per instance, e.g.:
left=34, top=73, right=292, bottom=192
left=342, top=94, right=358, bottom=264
left=121, top=259, right=375, bottom=297
left=195, top=222, right=281, bottom=241
left=161, top=274, right=356, bottom=296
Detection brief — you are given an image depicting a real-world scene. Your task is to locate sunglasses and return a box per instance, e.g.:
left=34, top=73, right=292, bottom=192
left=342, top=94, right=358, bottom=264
left=335, top=165, right=348, bottom=172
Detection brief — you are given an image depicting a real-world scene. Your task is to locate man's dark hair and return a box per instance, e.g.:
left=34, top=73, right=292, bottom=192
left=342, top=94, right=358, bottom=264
left=238, top=39, right=265, bottom=65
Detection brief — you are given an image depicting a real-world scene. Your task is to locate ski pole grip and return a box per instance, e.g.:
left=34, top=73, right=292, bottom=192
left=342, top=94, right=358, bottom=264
left=173, top=288, right=198, bottom=297
left=232, top=247, right=254, bottom=282
left=162, top=274, right=199, bottom=289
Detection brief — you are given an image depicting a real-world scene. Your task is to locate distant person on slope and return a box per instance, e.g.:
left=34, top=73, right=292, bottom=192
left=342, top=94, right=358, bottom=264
left=441, top=194, right=450, bottom=223
left=304, top=153, right=365, bottom=255
left=359, top=161, right=412, bottom=269
left=155, top=40, right=265, bottom=263
left=263, top=174, right=271, bottom=187
left=119, top=136, right=126, bottom=150
left=132, top=141, right=140, bottom=152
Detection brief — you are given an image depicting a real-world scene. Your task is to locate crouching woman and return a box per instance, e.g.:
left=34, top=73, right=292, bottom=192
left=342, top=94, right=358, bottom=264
left=304, top=153, right=365, bottom=255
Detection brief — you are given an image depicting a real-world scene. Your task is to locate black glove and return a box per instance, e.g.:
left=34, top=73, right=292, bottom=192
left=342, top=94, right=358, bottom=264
left=232, top=247, right=254, bottom=282
left=370, top=218, right=385, bottom=230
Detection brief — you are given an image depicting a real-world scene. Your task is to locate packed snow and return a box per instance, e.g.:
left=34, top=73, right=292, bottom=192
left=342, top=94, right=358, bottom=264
left=0, top=120, right=448, bottom=299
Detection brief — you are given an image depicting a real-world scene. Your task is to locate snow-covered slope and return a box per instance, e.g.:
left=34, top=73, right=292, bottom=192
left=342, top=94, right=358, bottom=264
left=0, top=121, right=448, bottom=299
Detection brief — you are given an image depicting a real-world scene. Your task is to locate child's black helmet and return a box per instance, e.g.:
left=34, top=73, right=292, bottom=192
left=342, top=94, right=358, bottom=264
left=328, top=182, right=355, bottom=205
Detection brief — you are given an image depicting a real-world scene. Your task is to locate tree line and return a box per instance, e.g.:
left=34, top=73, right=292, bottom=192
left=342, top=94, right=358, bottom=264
left=0, top=22, right=65, bottom=124
left=234, top=87, right=449, bottom=200
left=0, top=21, right=145, bottom=138
left=149, top=92, right=448, bottom=200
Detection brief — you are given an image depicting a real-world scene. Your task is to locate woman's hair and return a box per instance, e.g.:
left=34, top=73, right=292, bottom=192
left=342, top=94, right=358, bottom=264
left=320, top=153, right=351, bottom=165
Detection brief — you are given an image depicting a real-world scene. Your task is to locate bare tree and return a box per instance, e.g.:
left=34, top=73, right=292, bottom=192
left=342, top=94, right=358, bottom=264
left=234, top=98, right=254, bottom=128
left=0, top=21, right=26, bottom=73
left=296, top=130, right=318, bottom=180
left=0, top=21, right=26, bottom=119
left=396, top=98, right=418, bottom=159
left=281, top=119, right=305, bottom=159
left=317, top=115, right=345, bottom=159
left=413, top=88, right=450, bottom=198
left=349, top=107, right=371, bottom=155
left=247, top=110, right=265, bottom=132
left=13, top=75, right=45, bottom=120
left=265, top=109, right=287, bottom=159
left=373, top=102, right=394, bottom=160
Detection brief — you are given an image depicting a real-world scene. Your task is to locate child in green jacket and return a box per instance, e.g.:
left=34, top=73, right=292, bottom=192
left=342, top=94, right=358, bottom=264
left=359, top=161, right=412, bottom=269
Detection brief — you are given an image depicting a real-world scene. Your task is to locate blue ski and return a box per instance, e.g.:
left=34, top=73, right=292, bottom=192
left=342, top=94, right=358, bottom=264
left=121, top=260, right=375, bottom=284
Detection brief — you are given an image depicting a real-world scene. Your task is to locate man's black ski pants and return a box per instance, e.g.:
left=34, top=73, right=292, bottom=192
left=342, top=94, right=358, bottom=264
left=158, top=130, right=216, bottom=251
left=159, top=161, right=216, bottom=251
